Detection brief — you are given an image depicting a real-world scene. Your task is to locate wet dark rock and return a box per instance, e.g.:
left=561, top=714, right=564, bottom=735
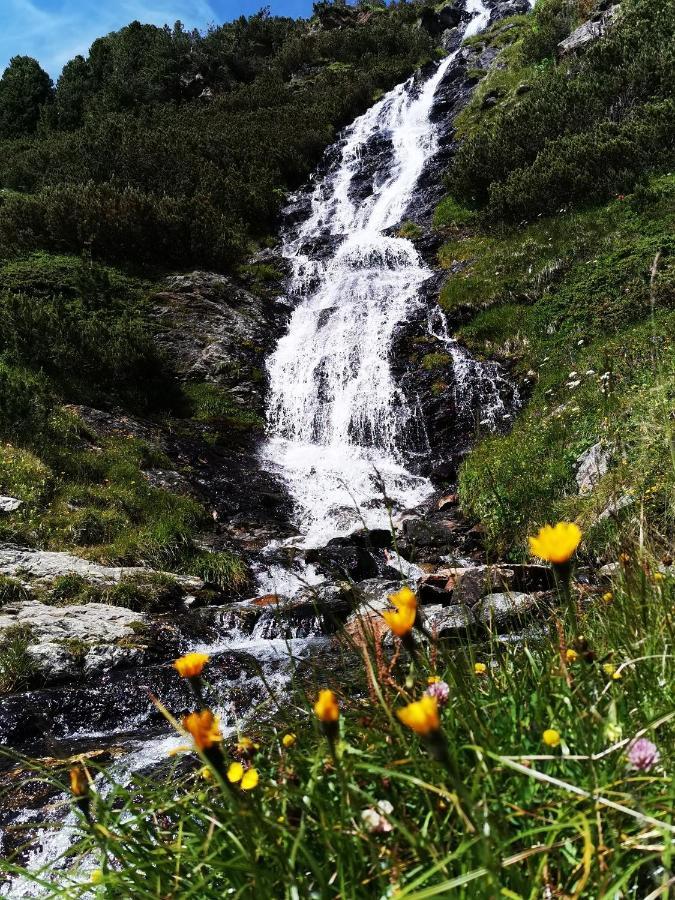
left=0, top=650, right=276, bottom=751
left=348, top=132, right=395, bottom=207
left=306, top=539, right=380, bottom=582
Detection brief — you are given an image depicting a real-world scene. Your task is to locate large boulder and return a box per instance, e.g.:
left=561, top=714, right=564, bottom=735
left=0, top=600, right=147, bottom=683
left=557, top=6, right=620, bottom=56
left=0, top=544, right=202, bottom=590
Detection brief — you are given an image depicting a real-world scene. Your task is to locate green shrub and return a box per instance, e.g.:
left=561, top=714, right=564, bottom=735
left=0, top=575, right=28, bottom=605
left=0, top=624, right=36, bottom=694
left=447, top=0, right=675, bottom=221
left=104, top=573, right=184, bottom=612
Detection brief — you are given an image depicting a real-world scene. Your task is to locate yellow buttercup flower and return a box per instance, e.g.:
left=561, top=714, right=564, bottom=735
left=397, top=695, right=440, bottom=736
left=90, top=869, right=104, bottom=885
left=382, top=603, right=416, bottom=638
left=474, top=662, right=487, bottom=675
left=565, top=648, right=578, bottom=663
left=241, top=768, right=259, bottom=791
left=200, top=766, right=213, bottom=780
left=603, top=663, right=622, bottom=680
left=543, top=729, right=561, bottom=747
left=227, top=762, right=244, bottom=783
left=314, top=689, right=339, bottom=723
left=236, top=736, right=259, bottom=757
left=174, top=652, right=210, bottom=678
left=183, top=709, right=222, bottom=751
left=389, top=586, right=417, bottom=610
left=70, top=766, right=88, bottom=797
left=427, top=675, right=440, bottom=684
left=602, top=591, right=613, bottom=604
left=282, top=733, right=296, bottom=748
left=529, top=522, right=582, bottom=564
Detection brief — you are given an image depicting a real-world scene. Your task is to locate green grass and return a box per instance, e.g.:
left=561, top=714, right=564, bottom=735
left=430, top=177, right=675, bottom=554
left=183, top=382, right=265, bottom=433
left=0, top=624, right=36, bottom=694
left=0, top=575, right=28, bottom=606
left=0, top=409, right=249, bottom=593
left=4, top=550, right=675, bottom=897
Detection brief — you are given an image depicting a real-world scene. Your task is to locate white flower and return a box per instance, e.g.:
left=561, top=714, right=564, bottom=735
left=361, top=801, right=394, bottom=833
left=567, top=380, right=581, bottom=389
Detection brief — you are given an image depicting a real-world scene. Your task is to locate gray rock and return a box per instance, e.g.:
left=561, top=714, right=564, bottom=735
left=557, top=6, right=620, bottom=56
left=0, top=601, right=143, bottom=644
left=26, top=642, right=77, bottom=680
left=598, top=495, right=635, bottom=521
left=0, top=497, right=22, bottom=513
left=1, top=600, right=146, bottom=682
left=83, top=645, right=145, bottom=677
left=449, top=565, right=515, bottom=606
left=576, top=442, right=610, bottom=494
left=475, top=592, right=547, bottom=632
left=0, top=544, right=202, bottom=589
left=423, top=603, right=474, bottom=637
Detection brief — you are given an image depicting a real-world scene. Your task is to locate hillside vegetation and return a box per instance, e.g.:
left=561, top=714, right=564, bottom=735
left=433, top=0, right=675, bottom=556
left=0, top=3, right=433, bottom=580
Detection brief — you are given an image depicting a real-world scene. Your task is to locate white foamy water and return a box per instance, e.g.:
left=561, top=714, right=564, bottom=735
left=261, top=45, right=466, bottom=546
left=261, top=0, right=512, bottom=548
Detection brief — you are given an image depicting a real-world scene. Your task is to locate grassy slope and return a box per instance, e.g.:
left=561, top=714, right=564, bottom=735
left=430, top=8, right=675, bottom=557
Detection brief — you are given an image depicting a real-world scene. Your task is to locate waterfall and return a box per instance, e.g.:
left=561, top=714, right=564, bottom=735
left=261, top=0, right=496, bottom=547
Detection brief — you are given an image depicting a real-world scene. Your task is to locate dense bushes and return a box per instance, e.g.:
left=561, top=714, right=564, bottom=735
left=0, top=7, right=432, bottom=271
left=447, top=0, right=675, bottom=221
left=0, top=254, right=171, bottom=414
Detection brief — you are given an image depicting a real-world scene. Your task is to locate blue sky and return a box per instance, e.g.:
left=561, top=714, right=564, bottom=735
left=0, top=0, right=315, bottom=79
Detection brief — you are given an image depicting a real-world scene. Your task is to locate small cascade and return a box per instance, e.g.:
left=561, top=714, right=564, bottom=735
left=428, top=306, right=521, bottom=430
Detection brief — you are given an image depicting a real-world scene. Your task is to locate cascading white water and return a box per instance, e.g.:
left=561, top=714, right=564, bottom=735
left=262, top=0, right=496, bottom=547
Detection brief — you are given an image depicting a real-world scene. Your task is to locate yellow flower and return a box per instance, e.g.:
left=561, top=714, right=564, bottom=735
left=397, top=695, right=440, bottom=736
left=565, top=649, right=578, bottom=663
left=389, top=586, right=417, bottom=610
left=474, top=662, right=487, bottom=675
left=70, top=766, right=88, bottom=797
left=200, top=766, right=213, bottom=780
left=543, top=729, right=561, bottom=748
left=529, top=522, right=582, bottom=564
left=227, top=761, right=244, bottom=783
left=236, top=736, right=259, bottom=757
left=653, top=573, right=665, bottom=583
left=314, top=689, right=340, bottom=723
left=602, top=591, right=613, bottom=604
left=603, top=663, right=622, bottom=680
left=382, top=602, right=416, bottom=638
left=183, top=709, right=222, bottom=751
left=427, top=675, right=440, bottom=684
left=90, top=869, right=104, bottom=885
left=241, top=768, right=259, bottom=791
left=174, top=652, right=210, bottom=678
left=282, top=733, right=296, bottom=748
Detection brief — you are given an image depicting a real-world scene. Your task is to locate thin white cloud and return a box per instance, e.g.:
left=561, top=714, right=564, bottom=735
left=0, top=0, right=220, bottom=78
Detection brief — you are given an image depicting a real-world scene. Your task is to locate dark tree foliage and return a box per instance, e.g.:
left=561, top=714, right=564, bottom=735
left=0, top=7, right=432, bottom=272
left=447, top=0, right=675, bottom=221
left=0, top=56, right=53, bottom=138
